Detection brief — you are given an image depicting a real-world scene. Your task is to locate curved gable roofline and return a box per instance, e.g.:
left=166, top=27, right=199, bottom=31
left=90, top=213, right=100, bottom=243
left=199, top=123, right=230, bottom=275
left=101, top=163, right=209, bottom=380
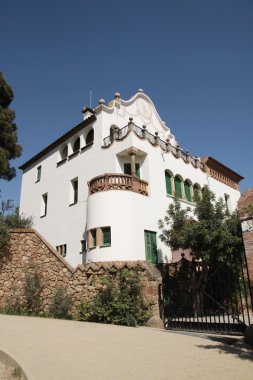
left=94, top=90, right=173, bottom=136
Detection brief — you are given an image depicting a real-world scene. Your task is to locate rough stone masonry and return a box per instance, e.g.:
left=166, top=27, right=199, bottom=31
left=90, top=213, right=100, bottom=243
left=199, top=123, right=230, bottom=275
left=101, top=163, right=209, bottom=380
left=0, top=229, right=162, bottom=317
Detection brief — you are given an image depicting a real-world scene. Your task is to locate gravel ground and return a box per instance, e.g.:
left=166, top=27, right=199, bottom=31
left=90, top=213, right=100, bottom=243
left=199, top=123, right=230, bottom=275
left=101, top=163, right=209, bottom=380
left=0, top=314, right=252, bottom=380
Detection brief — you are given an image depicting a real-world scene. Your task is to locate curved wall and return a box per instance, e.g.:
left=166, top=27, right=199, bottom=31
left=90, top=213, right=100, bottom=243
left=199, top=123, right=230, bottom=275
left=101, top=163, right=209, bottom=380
left=86, top=190, right=150, bottom=262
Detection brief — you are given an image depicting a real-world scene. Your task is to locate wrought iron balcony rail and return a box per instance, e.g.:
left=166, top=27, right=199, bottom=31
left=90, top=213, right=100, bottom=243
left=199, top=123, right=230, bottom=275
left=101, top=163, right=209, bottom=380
left=88, top=173, right=148, bottom=196
left=102, top=120, right=206, bottom=172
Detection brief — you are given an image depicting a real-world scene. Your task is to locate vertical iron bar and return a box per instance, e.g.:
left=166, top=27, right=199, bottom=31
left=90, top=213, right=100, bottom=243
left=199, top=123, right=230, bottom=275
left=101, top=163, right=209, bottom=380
left=239, top=248, right=253, bottom=325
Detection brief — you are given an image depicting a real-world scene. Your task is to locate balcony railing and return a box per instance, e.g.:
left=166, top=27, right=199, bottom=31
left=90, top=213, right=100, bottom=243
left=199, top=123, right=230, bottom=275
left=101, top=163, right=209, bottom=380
left=102, top=120, right=206, bottom=172
left=88, top=173, right=148, bottom=196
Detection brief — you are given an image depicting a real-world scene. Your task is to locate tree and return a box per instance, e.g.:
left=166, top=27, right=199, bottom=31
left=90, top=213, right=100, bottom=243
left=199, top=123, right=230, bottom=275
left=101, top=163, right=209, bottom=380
left=246, top=203, right=253, bottom=218
left=0, top=72, right=22, bottom=181
left=77, top=268, right=150, bottom=326
left=0, top=201, right=33, bottom=249
left=158, top=185, right=244, bottom=264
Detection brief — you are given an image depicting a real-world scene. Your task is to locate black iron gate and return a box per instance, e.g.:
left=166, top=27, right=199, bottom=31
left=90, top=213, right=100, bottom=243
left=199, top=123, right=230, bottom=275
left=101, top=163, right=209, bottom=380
left=159, top=252, right=253, bottom=334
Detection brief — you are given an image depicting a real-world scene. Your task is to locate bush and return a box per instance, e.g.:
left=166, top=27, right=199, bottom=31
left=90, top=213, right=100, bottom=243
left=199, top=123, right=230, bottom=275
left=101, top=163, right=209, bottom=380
left=77, top=268, right=150, bottom=327
left=23, top=266, right=43, bottom=315
left=49, top=287, right=73, bottom=319
left=3, top=287, right=24, bottom=315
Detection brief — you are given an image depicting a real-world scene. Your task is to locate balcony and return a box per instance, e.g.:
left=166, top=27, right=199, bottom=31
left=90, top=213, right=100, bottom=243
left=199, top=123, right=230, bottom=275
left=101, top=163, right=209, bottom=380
left=88, top=173, right=148, bottom=196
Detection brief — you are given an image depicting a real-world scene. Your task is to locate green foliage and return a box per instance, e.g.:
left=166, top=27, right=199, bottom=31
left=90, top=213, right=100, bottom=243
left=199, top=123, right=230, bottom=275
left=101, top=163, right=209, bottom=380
left=0, top=72, right=22, bottom=181
left=77, top=268, right=150, bottom=327
left=23, top=265, right=43, bottom=314
left=246, top=203, right=253, bottom=217
left=158, top=185, right=244, bottom=263
left=48, top=287, right=73, bottom=319
left=3, top=287, right=24, bottom=315
left=0, top=200, right=33, bottom=249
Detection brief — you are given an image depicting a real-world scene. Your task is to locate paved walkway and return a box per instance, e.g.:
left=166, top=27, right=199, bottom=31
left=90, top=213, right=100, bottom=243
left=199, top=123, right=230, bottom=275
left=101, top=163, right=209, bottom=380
left=0, top=314, right=252, bottom=380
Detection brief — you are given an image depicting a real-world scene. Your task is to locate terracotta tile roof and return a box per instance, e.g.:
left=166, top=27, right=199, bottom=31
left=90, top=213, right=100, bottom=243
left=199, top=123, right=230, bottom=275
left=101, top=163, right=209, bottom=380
left=201, top=156, right=244, bottom=182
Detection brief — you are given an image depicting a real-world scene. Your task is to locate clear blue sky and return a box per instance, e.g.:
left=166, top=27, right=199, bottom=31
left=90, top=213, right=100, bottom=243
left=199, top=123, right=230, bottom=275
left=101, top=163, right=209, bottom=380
left=1, top=0, right=252, bottom=206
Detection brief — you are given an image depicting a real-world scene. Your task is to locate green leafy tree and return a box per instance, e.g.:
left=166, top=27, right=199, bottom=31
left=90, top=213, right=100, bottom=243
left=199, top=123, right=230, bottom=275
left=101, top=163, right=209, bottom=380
left=78, top=268, right=150, bottom=327
left=158, top=187, right=248, bottom=318
left=245, top=203, right=253, bottom=217
left=24, top=265, right=43, bottom=315
left=0, top=72, right=22, bottom=181
left=49, top=287, right=73, bottom=319
left=0, top=201, right=33, bottom=249
left=158, top=185, right=244, bottom=264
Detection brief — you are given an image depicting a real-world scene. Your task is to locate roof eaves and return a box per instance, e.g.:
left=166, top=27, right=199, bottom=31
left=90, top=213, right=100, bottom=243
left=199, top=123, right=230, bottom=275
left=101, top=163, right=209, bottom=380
left=202, top=156, right=244, bottom=181
left=19, top=114, right=96, bottom=171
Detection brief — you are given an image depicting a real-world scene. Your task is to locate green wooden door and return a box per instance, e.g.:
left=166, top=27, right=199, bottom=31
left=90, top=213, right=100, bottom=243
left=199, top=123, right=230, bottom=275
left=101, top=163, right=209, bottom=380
left=144, top=230, right=158, bottom=264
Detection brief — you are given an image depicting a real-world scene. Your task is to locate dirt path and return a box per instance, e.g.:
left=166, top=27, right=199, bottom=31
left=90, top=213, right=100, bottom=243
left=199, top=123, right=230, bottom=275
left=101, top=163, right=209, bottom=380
left=0, top=314, right=252, bottom=380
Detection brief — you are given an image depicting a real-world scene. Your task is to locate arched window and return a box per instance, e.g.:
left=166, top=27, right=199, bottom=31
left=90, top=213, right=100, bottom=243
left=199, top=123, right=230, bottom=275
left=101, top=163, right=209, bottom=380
left=174, top=175, right=183, bottom=199
left=61, top=145, right=68, bottom=160
left=86, top=129, right=94, bottom=145
left=193, top=184, right=201, bottom=201
left=165, top=170, right=173, bottom=196
left=73, top=137, right=80, bottom=152
left=184, top=180, right=192, bottom=202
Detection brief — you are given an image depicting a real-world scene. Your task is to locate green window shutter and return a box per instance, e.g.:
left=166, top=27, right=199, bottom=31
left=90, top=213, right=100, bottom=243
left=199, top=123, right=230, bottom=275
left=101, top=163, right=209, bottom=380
left=165, top=172, right=172, bottom=195
left=124, top=163, right=131, bottom=175
left=184, top=182, right=192, bottom=202
left=175, top=176, right=182, bottom=199
left=124, top=163, right=140, bottom=177
left=102, top=227, right=111, bottom=246
left=144, top=230, right=158, bottom=264
left=136, top=163, right=140, bottom=178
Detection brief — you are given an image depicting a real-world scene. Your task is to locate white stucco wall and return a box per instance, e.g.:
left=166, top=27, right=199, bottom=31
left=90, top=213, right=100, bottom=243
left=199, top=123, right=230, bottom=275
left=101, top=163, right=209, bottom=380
left=19, top=91, right=242, bottom=266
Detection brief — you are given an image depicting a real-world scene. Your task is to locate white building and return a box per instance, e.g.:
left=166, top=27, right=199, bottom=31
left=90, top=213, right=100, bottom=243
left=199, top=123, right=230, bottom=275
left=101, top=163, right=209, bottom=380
left=19, top=90, right=243, bottom=267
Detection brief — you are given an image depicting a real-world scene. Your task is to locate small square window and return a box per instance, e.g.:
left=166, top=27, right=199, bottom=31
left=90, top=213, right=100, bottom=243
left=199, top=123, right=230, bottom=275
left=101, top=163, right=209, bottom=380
left=56, top=244, right=67, bottom=257
left=102, top=227, right=111, bottom=247
left=80, top=239, right=86, bottom=253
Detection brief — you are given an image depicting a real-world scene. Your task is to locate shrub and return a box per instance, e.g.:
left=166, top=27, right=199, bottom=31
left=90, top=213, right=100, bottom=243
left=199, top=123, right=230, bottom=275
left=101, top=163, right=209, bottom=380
left=49, top=287, right=73, bottom=319
left=0, top=201, right=33, bottom=249
left=77, top=268, right=150, bottom=327
left=23, top=265, right=43, bottom=314
left=3, top=287, right=24, bottom=315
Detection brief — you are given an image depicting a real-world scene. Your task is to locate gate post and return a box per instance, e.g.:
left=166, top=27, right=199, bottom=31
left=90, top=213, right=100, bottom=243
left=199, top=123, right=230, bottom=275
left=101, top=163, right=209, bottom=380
left=238, top=188, right=253, bottom=308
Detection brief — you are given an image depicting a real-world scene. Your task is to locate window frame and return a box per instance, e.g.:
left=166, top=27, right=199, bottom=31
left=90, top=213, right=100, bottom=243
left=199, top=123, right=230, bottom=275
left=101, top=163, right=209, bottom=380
left=36, top=166, right=41, bottom=183
left=56, top=244, right=67, bottom=257
left=40, top=193, right=48, bottom=217
left=101, top=227, right=111, bottom=247
left=86, top=129, right=94, bottom=145
left=174, top=175, right=183, bottom=199
left=165, top=170, right=173, bottom=196
left=69, top=178, right=78, bottom=206
left=89, top=229, right=96, bottom=249
left=184, top=180, right=192, bottom=202
left=73, top=137, right=80, bottom=152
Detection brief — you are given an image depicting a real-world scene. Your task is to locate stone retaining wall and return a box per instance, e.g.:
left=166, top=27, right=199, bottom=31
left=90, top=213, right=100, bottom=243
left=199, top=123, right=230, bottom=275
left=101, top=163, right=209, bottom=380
left=0, top=229, right=162, bottom=317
